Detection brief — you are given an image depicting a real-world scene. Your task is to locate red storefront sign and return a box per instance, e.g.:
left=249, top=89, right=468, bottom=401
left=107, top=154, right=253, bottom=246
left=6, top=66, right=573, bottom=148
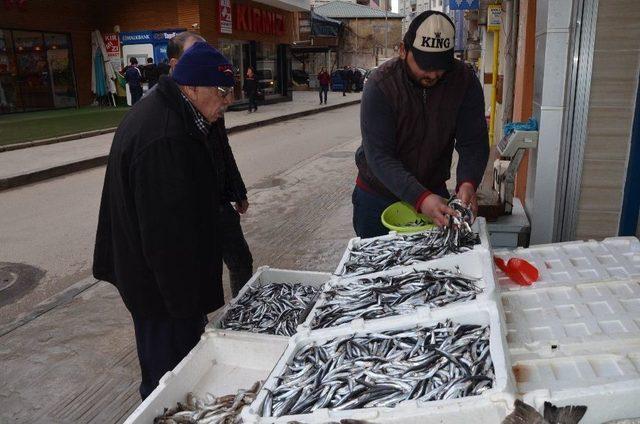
left=219, top=0, right=233, bottom=34
left=102, top=33, right=120, bottom=59
left=235, top=4, right=286, bottom=36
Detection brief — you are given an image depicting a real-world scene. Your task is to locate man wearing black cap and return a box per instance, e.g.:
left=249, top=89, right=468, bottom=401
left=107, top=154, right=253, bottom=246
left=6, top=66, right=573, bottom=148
left=353, top=11, right=489, bottom=237
left=93, top=42, right=237, bottom=399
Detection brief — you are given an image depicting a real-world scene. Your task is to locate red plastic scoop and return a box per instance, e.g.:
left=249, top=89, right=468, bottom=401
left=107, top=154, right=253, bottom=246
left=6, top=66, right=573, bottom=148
left=494, top=256, right=539, bottom=286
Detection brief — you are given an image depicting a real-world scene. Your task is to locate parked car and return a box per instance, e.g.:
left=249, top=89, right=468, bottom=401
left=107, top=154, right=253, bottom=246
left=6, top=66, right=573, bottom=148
left=330, top=68, right=366, bottom=92
left=364, top=67, right=377, bottom=86
left=256, top=68, right=276, bottom=95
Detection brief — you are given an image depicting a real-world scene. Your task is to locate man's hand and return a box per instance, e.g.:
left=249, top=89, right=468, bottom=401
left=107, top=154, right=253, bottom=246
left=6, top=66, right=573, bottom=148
left=234, top=199, right=249, bottom=214
left=419, top=194, right=458, bottom=227
left=457, top=182, right=478, bottom=218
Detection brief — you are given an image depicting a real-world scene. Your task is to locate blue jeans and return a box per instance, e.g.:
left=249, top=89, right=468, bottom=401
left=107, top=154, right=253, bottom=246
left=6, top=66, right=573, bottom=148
left=319, top=85, right=328, bottom=103
left=352, top=186, right=395, bottom=238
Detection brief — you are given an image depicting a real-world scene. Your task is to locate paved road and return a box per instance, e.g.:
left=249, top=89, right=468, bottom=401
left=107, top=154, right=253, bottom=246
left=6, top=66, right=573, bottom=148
left=0, top=104, right=361, bottom=327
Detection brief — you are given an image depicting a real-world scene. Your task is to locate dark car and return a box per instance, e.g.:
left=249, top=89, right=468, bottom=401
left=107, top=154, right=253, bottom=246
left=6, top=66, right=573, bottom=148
left=291, top=69, right=310, bottom=87
left=330, top=68, right=366, bottom=92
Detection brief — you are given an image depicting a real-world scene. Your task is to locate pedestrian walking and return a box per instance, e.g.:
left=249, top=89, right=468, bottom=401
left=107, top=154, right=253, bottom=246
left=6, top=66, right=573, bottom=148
left=243, top=67, right=258, bottom=113
left=353, top=11, right=489, bottom=238
left=124, top=57, right=143, bottom=105
left=317, top=67, right=330, bottom=104
left=341, top=65, right=349, bottom=97
left=93, top=42, right=239, bottom=400
left=143, top=57, right=159, bottom=89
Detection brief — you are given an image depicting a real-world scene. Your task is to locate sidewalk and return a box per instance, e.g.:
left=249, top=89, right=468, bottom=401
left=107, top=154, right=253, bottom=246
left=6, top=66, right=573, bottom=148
left=0, top=136, right=359, bottom=423
left=0, top=91, right=361, bottom=191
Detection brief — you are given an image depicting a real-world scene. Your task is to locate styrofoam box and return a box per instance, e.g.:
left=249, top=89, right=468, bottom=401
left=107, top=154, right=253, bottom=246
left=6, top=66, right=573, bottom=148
left=123, top=331, right=289, bottom=424
left=207, top=266, right=333, bottom=340
left=495, top=237, right=640, bottom=292
left=241, top=301, right=516, bottom=424
left=502, top=279, right=640, bottom=354
left=300, top=249, right=499, bottom=333
left=334, top=218, right=491, bottom=277
left=510, top=342, right=640, bottom=424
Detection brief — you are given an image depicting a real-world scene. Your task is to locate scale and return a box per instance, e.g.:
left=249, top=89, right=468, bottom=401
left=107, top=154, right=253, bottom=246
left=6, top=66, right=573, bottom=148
left=493, top=130, right=538, bottom=214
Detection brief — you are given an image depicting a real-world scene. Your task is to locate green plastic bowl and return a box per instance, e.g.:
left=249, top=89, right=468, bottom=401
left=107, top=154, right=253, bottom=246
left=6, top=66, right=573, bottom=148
left=381, top=201, right=435, bottom=233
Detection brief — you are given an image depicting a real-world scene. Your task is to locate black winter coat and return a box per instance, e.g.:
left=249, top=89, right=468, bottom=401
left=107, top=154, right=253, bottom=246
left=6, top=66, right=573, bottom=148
left=93, top=75, right=228, bottom=318
left=243, top=77, right=258, bottom=96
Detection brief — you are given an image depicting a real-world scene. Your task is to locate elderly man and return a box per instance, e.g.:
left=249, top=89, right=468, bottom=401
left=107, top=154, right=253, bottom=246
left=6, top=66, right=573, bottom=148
left=353, top=11, right=489, bottom=237
left=93, top=42, right=236, bottom=399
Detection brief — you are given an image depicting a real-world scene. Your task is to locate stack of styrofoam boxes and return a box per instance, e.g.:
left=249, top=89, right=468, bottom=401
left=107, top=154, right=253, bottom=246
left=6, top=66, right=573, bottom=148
left=495, top=237, right=640, bottom=424
left=241, top=218, right=519, bottom=423
left=124, top=267, right=333, bottom=424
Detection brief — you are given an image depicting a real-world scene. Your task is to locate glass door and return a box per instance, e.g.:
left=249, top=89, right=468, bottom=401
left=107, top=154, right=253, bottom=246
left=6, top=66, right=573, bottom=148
left=219, top=39, right=247, bottom=101
left=13, top=30, right=53, bottom=111
left=0, top=29, right=19, bottom=113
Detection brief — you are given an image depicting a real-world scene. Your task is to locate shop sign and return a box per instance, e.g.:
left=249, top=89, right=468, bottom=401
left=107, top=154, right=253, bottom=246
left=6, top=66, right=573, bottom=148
left=487, top=4, right=501, bottom=31
left=3, top=0, right=28, bottom=11
left=235, top=4, right=286, bottom=36
left=153, top=31, right=180, bottom=40
left=103, top=33, right=120, bottom=59
left=120, top=31, right=153, bottom=44
left=220, top=0, right=233, bottom=34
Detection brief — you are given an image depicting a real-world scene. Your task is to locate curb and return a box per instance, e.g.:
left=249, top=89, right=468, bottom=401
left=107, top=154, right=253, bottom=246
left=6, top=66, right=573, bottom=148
left=0, top=127, right=118, bottom=153
left=0, top=276, right=99, bottom=338
left=0, top=99, right=360, bottom=192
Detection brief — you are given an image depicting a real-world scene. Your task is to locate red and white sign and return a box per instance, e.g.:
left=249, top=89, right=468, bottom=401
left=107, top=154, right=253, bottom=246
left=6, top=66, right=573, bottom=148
left=102, top=33, right=120, bottom=59
left=219, top=0, right=233, bottom=34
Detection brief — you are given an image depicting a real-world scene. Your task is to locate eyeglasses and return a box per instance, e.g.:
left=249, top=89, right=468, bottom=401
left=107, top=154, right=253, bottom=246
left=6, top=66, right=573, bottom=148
left=216, top=86, right=234, bottom=98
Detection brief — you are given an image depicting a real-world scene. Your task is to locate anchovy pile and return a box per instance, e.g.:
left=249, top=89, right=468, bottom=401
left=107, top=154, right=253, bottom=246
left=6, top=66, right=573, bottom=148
left=154, top=381, right=261, bottom=423
left=340, top=228, right=480, bottom=277
left=311, top=269, right=482, bottom=329
left=404, top=218, right=427, bottom=227
left=260, top=321, right=494, bottom=417
left=220, top=282, right=319, bottom=336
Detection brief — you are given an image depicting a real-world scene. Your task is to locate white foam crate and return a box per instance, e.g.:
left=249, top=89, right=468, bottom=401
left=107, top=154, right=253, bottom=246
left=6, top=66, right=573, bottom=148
left=123, top=331, right=289, bottom=424
left=495, top=237, right=640, bottom=291
left=510, top=342, right=640, bottom=424
left=207, top=266, right=333, bottom=340
left=301, top=249, right=499, bottom=333
left=334, top=217, right=491, bottom=277
left=241, top=301, right=516, bottom=424
left=502, top=279, right=640, bottom=354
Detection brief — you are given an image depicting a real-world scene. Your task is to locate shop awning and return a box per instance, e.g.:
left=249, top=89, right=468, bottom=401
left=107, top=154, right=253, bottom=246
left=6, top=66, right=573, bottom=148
left=253, top=0, right=309, bottom=12
left=311, top=11, right=342, bottom=37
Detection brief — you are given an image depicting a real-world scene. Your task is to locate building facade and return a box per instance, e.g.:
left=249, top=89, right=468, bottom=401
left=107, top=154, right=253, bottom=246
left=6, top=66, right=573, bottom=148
left=0, top=0, right=308, bottom=114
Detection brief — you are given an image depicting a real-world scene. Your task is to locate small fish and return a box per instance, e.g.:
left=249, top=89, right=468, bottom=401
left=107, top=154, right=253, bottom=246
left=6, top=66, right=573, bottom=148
left=260, top=320, right=494, bottom=418
left=154, top=381, right=262, bottom=424
left=220, top=282, right=320, bottom=336
left=312, top=268, right=482, bottom=329
left=339, top=220, right=480, bottom=277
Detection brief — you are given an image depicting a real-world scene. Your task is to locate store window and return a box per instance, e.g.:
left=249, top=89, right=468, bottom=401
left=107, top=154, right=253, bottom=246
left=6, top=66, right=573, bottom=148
left=219, top=39, right=249, bottom=101
left=256, top=42, right=278, bottom=96
left=0, top=29, right=76, bottom=114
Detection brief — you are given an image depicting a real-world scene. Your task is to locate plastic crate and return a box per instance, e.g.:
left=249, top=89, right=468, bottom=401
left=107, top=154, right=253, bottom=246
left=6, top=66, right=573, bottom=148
left=510, top=343, right=640, bottom=424
left=334, top=218, right=491, bottom=277
left=502, top=279, right=640, bottom=354
left=241, top=301, right=516, bottom=424
left=208, top=266, right=332, bottom=340
left=301, top=250, right=499, bottom=332
left=495, top=237, right=640, bottom=292
left=123, top=332, right=289, bottom=424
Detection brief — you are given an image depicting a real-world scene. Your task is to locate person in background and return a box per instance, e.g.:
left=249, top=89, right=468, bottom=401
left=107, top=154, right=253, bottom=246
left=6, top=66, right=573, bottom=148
left=158, top=59, right=170, bottom=76
left=341, top=65, right=349, bottom=97
left=124, top=57, right=143, bottom=105
left=317, top=67, right=330, bottom=105
left=94, top=43, right=237, bottom=399
left=143, top=57, right=159, bottom=89
left=243, top=67, right=258, bottom=113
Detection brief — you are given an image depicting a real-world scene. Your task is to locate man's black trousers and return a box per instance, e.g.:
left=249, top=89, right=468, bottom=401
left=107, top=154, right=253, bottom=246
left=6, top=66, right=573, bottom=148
left=132, top=314, right=207, bottom=399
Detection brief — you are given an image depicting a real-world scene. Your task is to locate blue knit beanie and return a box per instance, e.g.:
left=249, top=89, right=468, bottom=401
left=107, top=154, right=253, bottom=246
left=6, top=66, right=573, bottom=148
left=172, top=42, right=234, bottom=87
